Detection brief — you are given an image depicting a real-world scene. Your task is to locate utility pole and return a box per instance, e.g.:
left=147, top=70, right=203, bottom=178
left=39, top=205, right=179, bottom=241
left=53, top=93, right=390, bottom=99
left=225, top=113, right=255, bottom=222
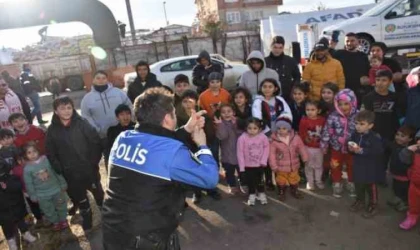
left=125, top=0, right=136, bottom=44
left=163, top=1, right=169, bottom=26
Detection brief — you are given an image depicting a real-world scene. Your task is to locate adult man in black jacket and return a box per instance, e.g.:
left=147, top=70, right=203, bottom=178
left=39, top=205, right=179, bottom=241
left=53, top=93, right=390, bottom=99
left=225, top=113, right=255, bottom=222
left=102, top=87, right=219, bottom=250
left=265, top=36, right=301, bottom=102
left=46, top=97, right=104, bottom=231
left=334, top=33, right=370, bottom=103
left=192, top=50, right=224, bottom=94
left=127, top=61, right=162, bottom=103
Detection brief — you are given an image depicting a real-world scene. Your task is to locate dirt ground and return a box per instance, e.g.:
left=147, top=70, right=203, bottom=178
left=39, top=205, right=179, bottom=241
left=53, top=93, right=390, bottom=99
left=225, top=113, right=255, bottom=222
left=1, top=91, right=420, bottom=249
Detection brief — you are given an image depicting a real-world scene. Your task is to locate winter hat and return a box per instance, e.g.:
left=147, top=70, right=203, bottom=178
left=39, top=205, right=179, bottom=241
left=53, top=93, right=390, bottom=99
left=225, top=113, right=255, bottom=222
left=174, top=74, right=189, bottom=85
left=274, top=115, right=292, bottom=131
left=208, top=72, right=223, bottom=82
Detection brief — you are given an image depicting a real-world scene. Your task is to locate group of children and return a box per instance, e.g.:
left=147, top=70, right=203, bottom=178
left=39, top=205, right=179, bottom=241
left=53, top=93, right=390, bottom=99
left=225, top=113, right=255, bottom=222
left=0, top=96, right=136, bottom=249
left=2, top=65, right=420, bottom=249
left=172, top=67, right=420, bottom=229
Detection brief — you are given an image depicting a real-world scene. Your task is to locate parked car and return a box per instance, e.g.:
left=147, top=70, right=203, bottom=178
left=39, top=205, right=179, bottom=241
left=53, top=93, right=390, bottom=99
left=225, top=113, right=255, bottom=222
left=323, top=0, right=420, bottom=54
left=124, top=54, right=248, bottom=91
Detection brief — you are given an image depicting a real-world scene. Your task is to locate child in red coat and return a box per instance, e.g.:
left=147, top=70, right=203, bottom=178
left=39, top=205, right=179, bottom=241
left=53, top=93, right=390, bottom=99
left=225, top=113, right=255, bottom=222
left=9, top=113, right=46, bottom=155
left=299, top=101, right=326, bottom=191
left=369, top=56, right=392, bottom=86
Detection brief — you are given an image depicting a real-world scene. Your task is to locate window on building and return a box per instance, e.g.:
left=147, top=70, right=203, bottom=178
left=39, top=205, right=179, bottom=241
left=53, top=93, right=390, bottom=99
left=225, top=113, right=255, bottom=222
left=245, top=10, right=264, bottom=21
left=226, top=11, right=241, bottom=24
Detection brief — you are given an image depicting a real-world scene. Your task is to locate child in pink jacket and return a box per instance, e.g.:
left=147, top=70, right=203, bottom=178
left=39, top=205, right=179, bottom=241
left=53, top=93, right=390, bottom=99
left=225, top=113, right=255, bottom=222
left=270, top=115, right=309, bottom=201
left=237, top=118, right=270, bottom=206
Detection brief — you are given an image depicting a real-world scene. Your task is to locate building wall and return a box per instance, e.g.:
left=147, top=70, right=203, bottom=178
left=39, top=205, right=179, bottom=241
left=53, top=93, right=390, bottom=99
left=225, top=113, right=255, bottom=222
left=197, top=0, right=282, bottom=31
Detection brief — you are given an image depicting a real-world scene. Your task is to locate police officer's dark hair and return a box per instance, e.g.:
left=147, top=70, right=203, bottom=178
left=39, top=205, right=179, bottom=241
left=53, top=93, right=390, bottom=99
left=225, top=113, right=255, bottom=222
left=8, top=113, right=27, bottom=124
left=114, top=104, right=132, bottom=117
left=246, top=117, right=264, bottom=130
left=134, top=87, right=174, bottom=125
left=94, top=70, right=108, bottom=78
left=0, top=128, right=14, bottom=141
left=355, top=110, right=375, bottom=124
left=53, top=96, right=74, bottom=110
left=181, top=89, right=199, bottom=101
left=257, top=78, right=281, bottom=96
left=345, top=32, right=358, bottom=39
left=376, top=69, right=393, bottom=80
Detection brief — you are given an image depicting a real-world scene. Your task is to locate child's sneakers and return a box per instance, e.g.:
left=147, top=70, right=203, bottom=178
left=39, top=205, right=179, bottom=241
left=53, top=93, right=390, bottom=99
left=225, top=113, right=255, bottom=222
left=290, top=185, right=304, bottom=199
left=387, top=196, right=402, bottom=207
left=395, top=202, right=408, bottom=212
left=316, top=182, right=325, bottom=190
left=278, top=186, right=286, bottom=201
left=362, top=205, right=378, bottom=218
left=22, top=231, right=37, bottom=243
left=247, top=194, right=256, bottom=206
left=332, top=183, right=342, bottom=198
left=399, top=213, right=418, bottom=230
left=258, top=193, right=268, bottom=205
left=228, top=186, right=239, bottom=195
left=350, top=200, right=365, bottom=212
left=306, top=182, right=315, bottom=191
left=7, top=239, right=18, bottom=250
left=346, top=182, right=356, bottom=198
left=60, top=221, right=69, bottom=230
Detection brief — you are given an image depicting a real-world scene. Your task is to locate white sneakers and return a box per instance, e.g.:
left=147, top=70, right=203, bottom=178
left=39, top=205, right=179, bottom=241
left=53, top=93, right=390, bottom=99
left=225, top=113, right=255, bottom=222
left=258, top=193, right=268, bottom=205
left=247, top=194, right=256, bottom=206
left=346, top=182, right=357, bottom=198
left=247, top=193, right=268, bottom=206
left=316, top=182, right=325, bottom=190
left=306, top=182, right=315, bottom=191
left=23, top=231, right=37, bottom=243
left=7, top=239, right=18, bottom=250
left=333, top=183, right=343, bottom=198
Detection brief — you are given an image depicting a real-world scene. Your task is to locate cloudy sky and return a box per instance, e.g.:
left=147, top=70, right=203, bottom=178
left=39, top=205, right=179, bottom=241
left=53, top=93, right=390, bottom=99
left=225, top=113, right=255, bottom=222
left=0, top=0, right=377, bottom=49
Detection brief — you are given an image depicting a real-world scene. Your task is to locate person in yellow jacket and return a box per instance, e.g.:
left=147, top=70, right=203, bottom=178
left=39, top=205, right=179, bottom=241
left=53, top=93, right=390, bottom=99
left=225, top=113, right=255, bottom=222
left=303, top=43, right=345, bottom=100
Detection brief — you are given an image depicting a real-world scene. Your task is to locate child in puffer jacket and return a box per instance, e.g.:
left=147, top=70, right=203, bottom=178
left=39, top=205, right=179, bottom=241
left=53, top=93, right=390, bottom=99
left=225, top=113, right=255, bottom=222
left=321, top=89, right=358, bottom=198
left=269, top=115, right=308, bottom=201
left=399, top=130, right=420, bottom=230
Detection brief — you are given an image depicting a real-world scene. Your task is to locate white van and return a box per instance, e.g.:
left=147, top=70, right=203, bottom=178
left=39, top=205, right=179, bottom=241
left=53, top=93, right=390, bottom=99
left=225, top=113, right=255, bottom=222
left=323, top=0, right=420, bottom=53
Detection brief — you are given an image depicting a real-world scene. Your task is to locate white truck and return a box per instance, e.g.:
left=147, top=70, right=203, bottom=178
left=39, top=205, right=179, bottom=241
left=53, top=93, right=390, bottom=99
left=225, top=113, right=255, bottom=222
left=260, top=4, right=375, bottom=56
left=322, top=0, right=420, bottom=71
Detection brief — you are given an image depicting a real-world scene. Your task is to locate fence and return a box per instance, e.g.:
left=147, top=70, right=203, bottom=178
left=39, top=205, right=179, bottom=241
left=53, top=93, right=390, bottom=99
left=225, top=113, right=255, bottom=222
left=94, top=33, right=261, bottom=69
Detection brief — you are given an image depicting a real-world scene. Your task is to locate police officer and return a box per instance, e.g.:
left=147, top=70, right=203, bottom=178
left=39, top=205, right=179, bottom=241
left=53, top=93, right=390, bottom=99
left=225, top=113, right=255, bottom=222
left=102, top=87, right=219, bottom=250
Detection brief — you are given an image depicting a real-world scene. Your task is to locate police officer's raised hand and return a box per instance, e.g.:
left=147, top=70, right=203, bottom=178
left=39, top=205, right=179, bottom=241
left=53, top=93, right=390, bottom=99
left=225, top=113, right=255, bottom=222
left=192, top=127, right=207, bottom=147
left=185, top=110, right=207, bottom=133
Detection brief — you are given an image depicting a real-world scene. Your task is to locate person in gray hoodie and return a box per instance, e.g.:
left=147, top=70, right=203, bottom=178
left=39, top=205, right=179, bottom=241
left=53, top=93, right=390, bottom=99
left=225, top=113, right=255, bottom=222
left=81, top=71, right=133, bottom=166
left=239, top=50, right=280, bottom=98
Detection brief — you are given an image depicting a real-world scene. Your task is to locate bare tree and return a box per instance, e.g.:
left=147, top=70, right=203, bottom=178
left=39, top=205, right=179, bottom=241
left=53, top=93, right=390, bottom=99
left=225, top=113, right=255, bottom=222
left=202, top=13, right=225, bottom=54
left=313, top=2, right=327, bottom=11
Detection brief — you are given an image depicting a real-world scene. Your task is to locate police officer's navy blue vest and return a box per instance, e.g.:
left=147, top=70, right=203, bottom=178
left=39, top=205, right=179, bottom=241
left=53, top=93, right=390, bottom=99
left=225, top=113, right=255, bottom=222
left=109, top=130, right=182, bottom=181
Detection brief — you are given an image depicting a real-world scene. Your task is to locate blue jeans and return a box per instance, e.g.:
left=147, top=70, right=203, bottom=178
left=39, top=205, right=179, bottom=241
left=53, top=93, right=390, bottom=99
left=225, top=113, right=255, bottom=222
left=27, top=91, right=43, bottom=122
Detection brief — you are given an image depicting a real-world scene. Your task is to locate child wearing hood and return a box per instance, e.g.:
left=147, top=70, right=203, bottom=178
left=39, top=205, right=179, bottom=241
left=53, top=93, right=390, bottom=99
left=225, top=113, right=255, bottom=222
left=321, top=89, right=358, bottom=198
left=239, top=50, right=279, bottom=98
left=269, top=115, right=308, bottom=201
